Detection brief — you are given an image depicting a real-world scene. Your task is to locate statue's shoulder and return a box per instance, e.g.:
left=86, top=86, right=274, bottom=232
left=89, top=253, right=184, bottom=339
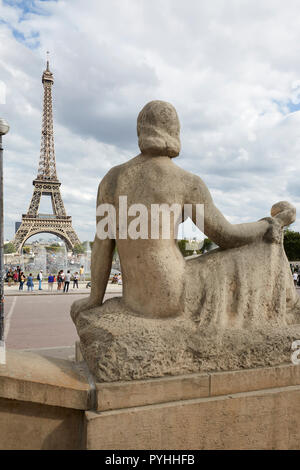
left=97, top=157, right=137, bottom=202
left=172, top=160, right=208, bottom=187
left=103, top=155, right=139, bottom=181
left=100, top=161, right=127, bottom=185
left=171, top=161, right=212, bottom=203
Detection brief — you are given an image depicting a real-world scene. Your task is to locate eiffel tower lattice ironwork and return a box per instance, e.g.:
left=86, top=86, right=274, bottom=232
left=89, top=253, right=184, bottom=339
left=12, top=58, right=81, bottom=252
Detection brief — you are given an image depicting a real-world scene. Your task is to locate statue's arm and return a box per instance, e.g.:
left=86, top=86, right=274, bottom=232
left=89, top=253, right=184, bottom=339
left=89, top=179, right=115, bottom=306
left=71, top=178, right=115, bottom=317
left=188, top=175, right=272, bottom=249
left=89, top=236, right=115, bottom=306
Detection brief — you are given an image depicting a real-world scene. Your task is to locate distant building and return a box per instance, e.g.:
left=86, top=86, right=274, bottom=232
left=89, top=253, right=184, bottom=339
left=15, top=222, right=21, bottom=233
left=185, top=240, right=203, bottom=251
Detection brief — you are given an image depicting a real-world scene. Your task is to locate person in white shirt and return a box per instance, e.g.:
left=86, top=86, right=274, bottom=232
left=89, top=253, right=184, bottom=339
left=38, top=270, right=43, bottom=290
left=73, top=272, right=79, bottom=289
left=293, top=272, right=298, bottom=286
left=64, top=270, right=71, bottom=293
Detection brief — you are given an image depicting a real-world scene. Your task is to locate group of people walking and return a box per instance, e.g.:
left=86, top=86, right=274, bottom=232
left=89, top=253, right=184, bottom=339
left=6, top=266, right=27, bottom=290
left=5, top=266, right=83, bottom=292
left=44, top=270, right=80, bottom=292
left=55, top=270, right=79, bottom=292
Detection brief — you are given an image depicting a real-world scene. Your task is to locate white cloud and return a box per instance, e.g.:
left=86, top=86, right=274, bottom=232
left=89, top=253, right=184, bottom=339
left=0, top=80, right=6, bottom=103
left=1, top=0, right=300, bottom=243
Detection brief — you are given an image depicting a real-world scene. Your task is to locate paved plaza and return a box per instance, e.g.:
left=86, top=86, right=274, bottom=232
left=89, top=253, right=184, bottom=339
left=4, top=282, right=299, bottom=362
left=3, top=284, right=122, bottom=360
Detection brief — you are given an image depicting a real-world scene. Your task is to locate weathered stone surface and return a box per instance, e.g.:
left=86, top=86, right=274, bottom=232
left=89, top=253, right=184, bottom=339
left=0, top=350, right=90, bottom=409
left=74, top=297, right=300, bottom=382
left=85, top=385, right=300, bottom=450
left=0, top=353, right=300, bottom=449
left=96, top=372, right=209, bottom=411
left=0, top=397, right=84, bottom=450
left=210, top=363, right=300, bottom=396
left=71, top=100, right=300, bottom=381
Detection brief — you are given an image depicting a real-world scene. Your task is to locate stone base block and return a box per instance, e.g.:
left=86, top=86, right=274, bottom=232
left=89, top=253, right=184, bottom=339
left=74, top=298, right=300, bottom=382
left=0, top=350, right=300, bottom=449
left=86, top=386, right=300, bottom=450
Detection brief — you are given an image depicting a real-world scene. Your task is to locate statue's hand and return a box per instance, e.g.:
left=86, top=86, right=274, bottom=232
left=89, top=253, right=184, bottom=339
left=270, top=201, right=296, bottom=227
left=260, top=217, right=283, bottom=244
left=71, top=297, right=100, bottom=323
left=260, top=201, right=296, bottom=244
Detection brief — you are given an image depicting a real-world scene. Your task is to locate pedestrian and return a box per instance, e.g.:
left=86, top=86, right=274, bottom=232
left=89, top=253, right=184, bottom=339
left=26, top=273, right=34, bottom=292
left=57, top=270, right=62, bottom=290
left=64, top=270, right=71, bottom=293
left=37, top=270, right=43, bottom=290
left=13, top=270, right=18, bottom=284
left=19, top=272, right=25, bottom=291
left=61, top=270, right=65, bottom=286
left=48, top=273, right=54, bottom=291
left=73, top=272, right=79, bottom=289
left=117, top=273, right=122, bottom=285
left=7, top=269, right=13, bottom=287
left=79, top=265, right=85, bottom=281
left=293, top=272, right=298, bottom=286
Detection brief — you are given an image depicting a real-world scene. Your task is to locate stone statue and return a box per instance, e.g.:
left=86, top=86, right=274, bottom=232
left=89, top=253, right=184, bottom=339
left=71, top=100, right=300, bottom=382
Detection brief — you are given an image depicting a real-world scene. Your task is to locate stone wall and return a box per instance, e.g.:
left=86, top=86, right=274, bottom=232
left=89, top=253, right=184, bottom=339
left=0, top=350, right=299, bottom=449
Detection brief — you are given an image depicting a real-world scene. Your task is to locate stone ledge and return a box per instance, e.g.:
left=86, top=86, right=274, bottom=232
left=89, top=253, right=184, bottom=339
left=0, top=350, right=90, bottom=410
left=95, top=362, right=300, bottom=411
left=1, top=350, right=300, bottom=413
left=1, top=350, right=300, bottom=449
left=210, top=362, right=300, bottom=397
left=85, top=384, right=300, bottom=449
left=96, top=372, right=210, bottom=411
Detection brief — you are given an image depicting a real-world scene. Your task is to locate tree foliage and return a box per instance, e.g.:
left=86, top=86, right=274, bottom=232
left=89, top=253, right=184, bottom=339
left=73, top=243, right=86, bottom=255
left=201, top=238, right=213, bottom=253
left=45, top=244, right=61, bottom=253
left=178, top=239, right=198, bottom=257
left=4, top=242, right=16, bottom=254
left=283, top=229, right=300, bottom=261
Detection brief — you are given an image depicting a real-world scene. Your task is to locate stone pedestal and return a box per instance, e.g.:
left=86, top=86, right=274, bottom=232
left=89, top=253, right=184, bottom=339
left=0, top=349, right=300, bottom=449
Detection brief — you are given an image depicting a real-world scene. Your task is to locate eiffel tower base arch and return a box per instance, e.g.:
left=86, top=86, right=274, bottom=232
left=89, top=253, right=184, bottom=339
left=13, top=216, right=81, bottom=253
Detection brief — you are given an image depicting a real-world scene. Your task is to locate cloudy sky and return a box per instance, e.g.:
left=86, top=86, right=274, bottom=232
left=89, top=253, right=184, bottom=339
left=1, top=0, right=300, bottom=243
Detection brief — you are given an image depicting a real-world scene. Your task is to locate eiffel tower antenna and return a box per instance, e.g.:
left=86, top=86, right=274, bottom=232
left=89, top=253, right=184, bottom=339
left=37, top=52, right=57, bottom=181
left=12, top=57, right=81, bottom=252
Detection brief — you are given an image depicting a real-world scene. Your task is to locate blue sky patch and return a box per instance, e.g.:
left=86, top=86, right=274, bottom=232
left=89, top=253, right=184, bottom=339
left=287, top=101, right=300, bottom=113
left=3, top=0, right=57, bottom=20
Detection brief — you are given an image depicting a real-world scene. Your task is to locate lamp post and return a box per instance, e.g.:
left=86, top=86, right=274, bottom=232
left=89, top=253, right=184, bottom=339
left=0, top=118, right=9, bottom=364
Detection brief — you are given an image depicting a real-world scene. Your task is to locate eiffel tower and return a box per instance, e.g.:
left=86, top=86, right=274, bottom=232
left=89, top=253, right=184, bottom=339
left=12, top=57, right=81, bottom=252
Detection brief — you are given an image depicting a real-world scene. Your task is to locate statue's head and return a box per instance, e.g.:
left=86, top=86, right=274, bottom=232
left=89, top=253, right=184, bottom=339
left=137, top=100, right=181, bottom=158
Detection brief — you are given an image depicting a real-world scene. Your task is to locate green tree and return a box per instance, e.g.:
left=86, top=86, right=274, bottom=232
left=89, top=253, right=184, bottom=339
left=201, top=238, right=213, bottom=253
left=283, top=229, right=300, bottom=261
left=178, top=239, right=187, bottom=256
left=46, top=244, right=60, bottom=253
left=73, top=243, right=85, bottom=255
left=22, top=246, right=31, bottom=254
left=4, top=242, right=16, bottom=254
left=113, top=245, right=119, bottom=260
left=177, top=239, right=196, bottom=257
